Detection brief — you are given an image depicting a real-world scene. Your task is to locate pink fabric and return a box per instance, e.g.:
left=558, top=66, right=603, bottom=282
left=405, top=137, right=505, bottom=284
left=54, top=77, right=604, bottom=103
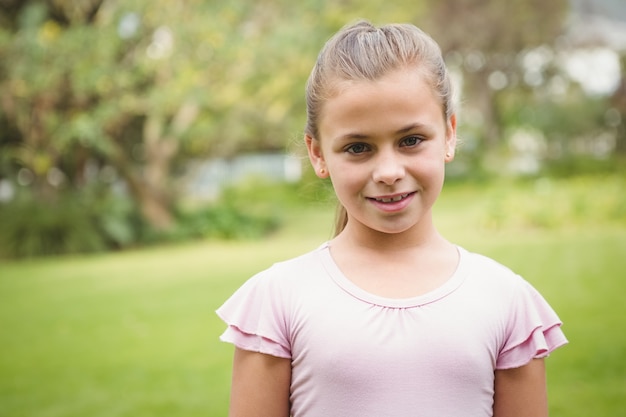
left=217, top=244, right=567, bottom=417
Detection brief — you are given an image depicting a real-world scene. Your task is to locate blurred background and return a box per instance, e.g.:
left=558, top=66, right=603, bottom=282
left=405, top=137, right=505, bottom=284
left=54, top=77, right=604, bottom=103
left=0, top=1, right=625, bottom=416
left=0, top=0, right=624, bottom=257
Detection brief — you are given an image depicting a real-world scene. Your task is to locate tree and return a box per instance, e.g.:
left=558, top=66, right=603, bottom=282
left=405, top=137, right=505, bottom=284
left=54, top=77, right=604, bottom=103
left=0, top=0, right=257, bottom=230
left=421, top=0, right=570, bottom=150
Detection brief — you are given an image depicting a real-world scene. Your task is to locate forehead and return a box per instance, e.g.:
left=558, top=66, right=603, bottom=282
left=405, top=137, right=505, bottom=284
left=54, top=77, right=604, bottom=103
left=327, top=62, right=436, bottom=96
left=318, top=68, right=445, bottom=139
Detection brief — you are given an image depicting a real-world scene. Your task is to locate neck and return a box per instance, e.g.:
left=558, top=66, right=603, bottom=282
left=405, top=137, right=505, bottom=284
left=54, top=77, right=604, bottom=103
left=333, top=212, right=448, bottom=254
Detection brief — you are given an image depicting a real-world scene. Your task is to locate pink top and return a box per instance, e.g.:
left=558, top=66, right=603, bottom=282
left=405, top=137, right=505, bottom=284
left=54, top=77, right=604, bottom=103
left=217, top=243, right=567, bottom=417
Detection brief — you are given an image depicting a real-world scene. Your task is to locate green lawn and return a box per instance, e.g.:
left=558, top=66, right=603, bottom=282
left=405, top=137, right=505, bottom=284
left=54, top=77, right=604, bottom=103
left=1, top=177, right=625, bottom=416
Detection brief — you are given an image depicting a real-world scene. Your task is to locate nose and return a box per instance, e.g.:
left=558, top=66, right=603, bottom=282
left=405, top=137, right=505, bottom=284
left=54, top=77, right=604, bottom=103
left=372, top=150, right=405, bottom=185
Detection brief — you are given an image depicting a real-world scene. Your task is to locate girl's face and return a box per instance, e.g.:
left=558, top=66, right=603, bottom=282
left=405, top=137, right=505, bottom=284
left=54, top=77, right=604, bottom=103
left=306, top=67, right=456, bottom=238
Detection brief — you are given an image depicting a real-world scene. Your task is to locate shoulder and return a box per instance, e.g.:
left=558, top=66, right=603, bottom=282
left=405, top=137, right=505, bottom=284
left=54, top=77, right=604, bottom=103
left=263, top=243, right=327, bottom=277
left=271, top=243, right=327, bottom=272
left=243, top=243, right=329, bottom=291
left=459, top=247, right=529, bottom=297
left=464, top=248, right=517, bottom=277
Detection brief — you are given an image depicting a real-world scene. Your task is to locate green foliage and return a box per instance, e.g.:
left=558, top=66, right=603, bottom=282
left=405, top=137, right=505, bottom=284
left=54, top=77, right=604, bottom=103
left=138, top=179, right=299, bottom=244
left=0, top=192, right=105, bottom=258
left=174, top=202, right=280, bottom=241
left=437, top=175, right=626, bottom=237
left=0, top=188, right=142, bottom=258
left=0, top=180, right=293, bottom=258
left=542, top=155, right=625, bottom=177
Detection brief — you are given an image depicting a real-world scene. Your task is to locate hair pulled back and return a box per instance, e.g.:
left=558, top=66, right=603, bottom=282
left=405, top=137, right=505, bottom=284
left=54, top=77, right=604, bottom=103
left=304, top=20, right=455, bottom=235
left=305, top=20, right=454, bottom=139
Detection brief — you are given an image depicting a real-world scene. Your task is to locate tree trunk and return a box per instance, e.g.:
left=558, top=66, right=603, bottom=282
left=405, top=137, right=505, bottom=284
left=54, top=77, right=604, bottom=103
left=107, top=101, right=199, bottom=231
left=109, top=138, right=174, bottom=231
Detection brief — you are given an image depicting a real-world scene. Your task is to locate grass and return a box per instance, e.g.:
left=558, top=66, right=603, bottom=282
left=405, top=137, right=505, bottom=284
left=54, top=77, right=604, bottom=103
left=0, top=176, right=625, bottom=416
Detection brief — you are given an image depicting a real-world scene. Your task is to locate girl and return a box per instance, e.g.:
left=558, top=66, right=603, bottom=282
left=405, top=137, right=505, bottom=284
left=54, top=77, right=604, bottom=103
left=217, top=20, right=567, bottom=417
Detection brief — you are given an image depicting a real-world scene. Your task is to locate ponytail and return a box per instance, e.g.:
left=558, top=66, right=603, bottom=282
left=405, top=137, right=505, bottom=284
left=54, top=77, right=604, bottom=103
left=334, top=204, right=348, bottom=237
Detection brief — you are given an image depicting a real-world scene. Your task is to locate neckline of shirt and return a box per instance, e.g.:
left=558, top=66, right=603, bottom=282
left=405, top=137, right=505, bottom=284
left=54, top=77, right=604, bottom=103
left=317, top=242, right=470, bottom=308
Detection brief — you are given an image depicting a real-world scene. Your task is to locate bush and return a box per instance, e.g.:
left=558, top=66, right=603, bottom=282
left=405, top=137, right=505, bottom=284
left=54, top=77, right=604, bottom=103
left=476, top=175, right=626, bottom=232
left=0, top=179, right=293, bottom=258
left=542, top=155, right=625, bottom=178
left=174, top=203, right=281, bottom=240
left=0, top=194, right=96, bottom=258
left=0, top=187, right=143, bottom=258
left=165, top=179, right=287, bottom=242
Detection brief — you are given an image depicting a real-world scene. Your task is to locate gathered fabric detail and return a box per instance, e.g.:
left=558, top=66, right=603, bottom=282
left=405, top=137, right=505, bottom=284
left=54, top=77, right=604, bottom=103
left=496, top=279, right=568, bottom=369
left=219, top=325, right=291, bottom=358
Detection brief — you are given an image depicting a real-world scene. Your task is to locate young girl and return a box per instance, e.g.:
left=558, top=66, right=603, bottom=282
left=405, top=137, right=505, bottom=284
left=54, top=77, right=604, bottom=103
left=217, top=20, right=567, bottom=417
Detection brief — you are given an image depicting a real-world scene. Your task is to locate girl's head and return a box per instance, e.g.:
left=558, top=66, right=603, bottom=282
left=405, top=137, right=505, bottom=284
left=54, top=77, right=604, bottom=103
left=304, top=21, right=456, bottom=235
left=305, top=20, right=455, bottom=140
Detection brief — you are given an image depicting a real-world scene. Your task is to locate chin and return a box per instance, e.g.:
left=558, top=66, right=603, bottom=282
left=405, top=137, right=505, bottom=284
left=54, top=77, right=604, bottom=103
left=371, top=222, right=418, bottom=235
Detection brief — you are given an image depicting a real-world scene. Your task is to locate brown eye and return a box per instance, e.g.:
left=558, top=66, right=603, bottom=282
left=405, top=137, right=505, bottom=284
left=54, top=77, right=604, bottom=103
left=346, top=143, right=369, bottom=154
left=401, top=136, right=423, bottom=147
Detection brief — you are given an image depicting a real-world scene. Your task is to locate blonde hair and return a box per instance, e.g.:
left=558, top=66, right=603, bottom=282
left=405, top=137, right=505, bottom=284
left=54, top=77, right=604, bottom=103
left=304, top=20, right=455, bottom=236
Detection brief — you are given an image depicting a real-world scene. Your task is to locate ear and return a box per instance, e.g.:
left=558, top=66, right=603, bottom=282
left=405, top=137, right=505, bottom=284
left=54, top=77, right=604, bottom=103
left=305, top=134, right=329, bottom=178
left=444, top=114, right=458, bottom=163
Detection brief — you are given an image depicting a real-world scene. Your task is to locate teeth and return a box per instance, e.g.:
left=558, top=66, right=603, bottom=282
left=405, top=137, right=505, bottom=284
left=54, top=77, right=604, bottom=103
left=377, top=193, right=408, bottom=203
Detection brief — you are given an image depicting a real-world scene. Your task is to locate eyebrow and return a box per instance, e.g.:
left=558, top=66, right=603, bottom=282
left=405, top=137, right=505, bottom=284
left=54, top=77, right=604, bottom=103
left=337, top=122, right=430, bottom=141
left=395, top=122, right=428, bottom=135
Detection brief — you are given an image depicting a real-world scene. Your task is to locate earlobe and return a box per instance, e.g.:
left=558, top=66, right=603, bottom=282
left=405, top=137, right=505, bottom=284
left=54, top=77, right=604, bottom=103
left=305, top=135, right=329, bottom=178
left=445, top=114, right=458, bottom=162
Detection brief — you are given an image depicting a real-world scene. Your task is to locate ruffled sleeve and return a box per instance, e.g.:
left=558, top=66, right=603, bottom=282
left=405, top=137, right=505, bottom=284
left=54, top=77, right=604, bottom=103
left=496, top=278, right=568, bottom=369
left=216, top=269, right=291, bottom=358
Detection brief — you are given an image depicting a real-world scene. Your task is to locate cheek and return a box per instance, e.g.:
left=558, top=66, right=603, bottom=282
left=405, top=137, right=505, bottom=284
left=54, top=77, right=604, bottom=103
left=411, top=158, right=447, bottom=184
left=330, top=171, right=359, bottom=190
left=329, top=170, right=365, bottom=200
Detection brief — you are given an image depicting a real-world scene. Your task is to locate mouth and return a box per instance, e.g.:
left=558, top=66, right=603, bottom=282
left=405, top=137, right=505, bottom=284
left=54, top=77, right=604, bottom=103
left=370, top=192, right=413, bottom=203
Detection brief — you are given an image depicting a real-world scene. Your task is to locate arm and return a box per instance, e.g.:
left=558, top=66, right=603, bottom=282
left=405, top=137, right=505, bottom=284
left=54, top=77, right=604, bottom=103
left=493, top=358, right=548, bottom=417
left=228, top=347, right=292, bottom=417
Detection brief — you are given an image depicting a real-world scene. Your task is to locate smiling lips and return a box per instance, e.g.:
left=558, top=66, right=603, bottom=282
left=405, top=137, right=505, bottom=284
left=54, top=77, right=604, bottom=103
left=367, top=192, right=415, bottom=212
left=371, top=192, right=413, bottom=203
